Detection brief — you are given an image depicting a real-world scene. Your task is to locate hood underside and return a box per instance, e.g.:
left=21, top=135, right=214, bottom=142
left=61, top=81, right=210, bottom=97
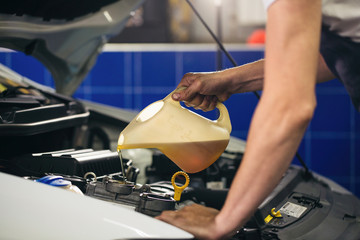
left=0, top=0, right=144, bottom=96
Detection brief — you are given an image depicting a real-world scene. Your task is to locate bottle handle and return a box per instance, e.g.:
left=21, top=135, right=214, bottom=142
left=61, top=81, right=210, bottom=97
left=163, top=87, right=187, bottom=105
left=215, top=102, right=232, bottom=133
left=164, top=87, right=232, bottom=133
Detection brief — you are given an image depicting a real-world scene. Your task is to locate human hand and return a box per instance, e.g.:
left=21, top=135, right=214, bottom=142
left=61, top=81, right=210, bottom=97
left=156, top=204, right=227, bottom=240
left=172, top=72, right=232, bottom=112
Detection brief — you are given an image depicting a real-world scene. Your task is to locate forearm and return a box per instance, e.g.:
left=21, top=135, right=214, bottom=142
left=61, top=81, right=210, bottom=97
left=159, top=0, right=324, bottom=238
left=221, top=59, right=265, bottom=94
left=215, top=96, right=313, bottom=238
left=221, top=52, right=335, bottom=96
left=172, top=60, right=265, bottom=110
left=213, top=0, right=322, bottom=238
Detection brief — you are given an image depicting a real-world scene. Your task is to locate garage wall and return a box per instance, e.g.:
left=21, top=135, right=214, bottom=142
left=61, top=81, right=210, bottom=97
left=0, top=44, right=359, bottom=197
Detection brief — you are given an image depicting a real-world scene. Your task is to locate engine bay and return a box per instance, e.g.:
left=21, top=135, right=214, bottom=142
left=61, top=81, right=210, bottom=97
left=1, top=64, right=360, bottom=240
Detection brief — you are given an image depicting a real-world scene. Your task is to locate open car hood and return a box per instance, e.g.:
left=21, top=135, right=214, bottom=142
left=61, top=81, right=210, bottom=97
left=0, top=0, right=144, bottom=96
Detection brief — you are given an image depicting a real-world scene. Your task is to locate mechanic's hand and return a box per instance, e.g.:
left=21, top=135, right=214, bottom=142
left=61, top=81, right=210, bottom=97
left=156, top=204, right=227, bottom=240
left=172, top=72, right=233, bottom=112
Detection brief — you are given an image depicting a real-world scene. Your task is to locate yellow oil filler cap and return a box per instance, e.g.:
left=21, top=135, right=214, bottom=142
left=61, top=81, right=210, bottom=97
left=171, top=171, right=190, bottom=201
left=264, top=208, right=282, bottom=224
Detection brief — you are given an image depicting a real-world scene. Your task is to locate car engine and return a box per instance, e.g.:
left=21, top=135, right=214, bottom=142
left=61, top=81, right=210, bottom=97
left=0, top=73, right=359, bottom=239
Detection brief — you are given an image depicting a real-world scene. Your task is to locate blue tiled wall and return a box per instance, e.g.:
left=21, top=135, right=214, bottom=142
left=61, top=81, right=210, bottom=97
left=1, top=45, right=359, bottom=197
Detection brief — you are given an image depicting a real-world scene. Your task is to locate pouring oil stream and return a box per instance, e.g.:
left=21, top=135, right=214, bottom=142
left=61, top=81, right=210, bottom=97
left=117, top=149, right=126, bottom=182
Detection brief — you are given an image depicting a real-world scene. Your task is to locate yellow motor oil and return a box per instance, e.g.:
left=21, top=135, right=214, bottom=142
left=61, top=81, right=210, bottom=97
left=117, top=88, right=232, bottom=173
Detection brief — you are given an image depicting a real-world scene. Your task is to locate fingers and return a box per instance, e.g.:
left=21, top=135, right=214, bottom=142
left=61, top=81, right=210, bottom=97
left=156, top=204, right=219, bottom=223
left=155, top=204, right=221, bottom=240
left=183, top=95, right=218, bottom=112
left=198, top=95, right=218, bottom=112
left=155, top=208, right=191, bottom=230
left=156, top=210, right=181, bottom=223
left=172, top=72, right=223, bottom=111
left=172, top=87, right=218, bottom=111
left=172, top=73, right=204, bottom=102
